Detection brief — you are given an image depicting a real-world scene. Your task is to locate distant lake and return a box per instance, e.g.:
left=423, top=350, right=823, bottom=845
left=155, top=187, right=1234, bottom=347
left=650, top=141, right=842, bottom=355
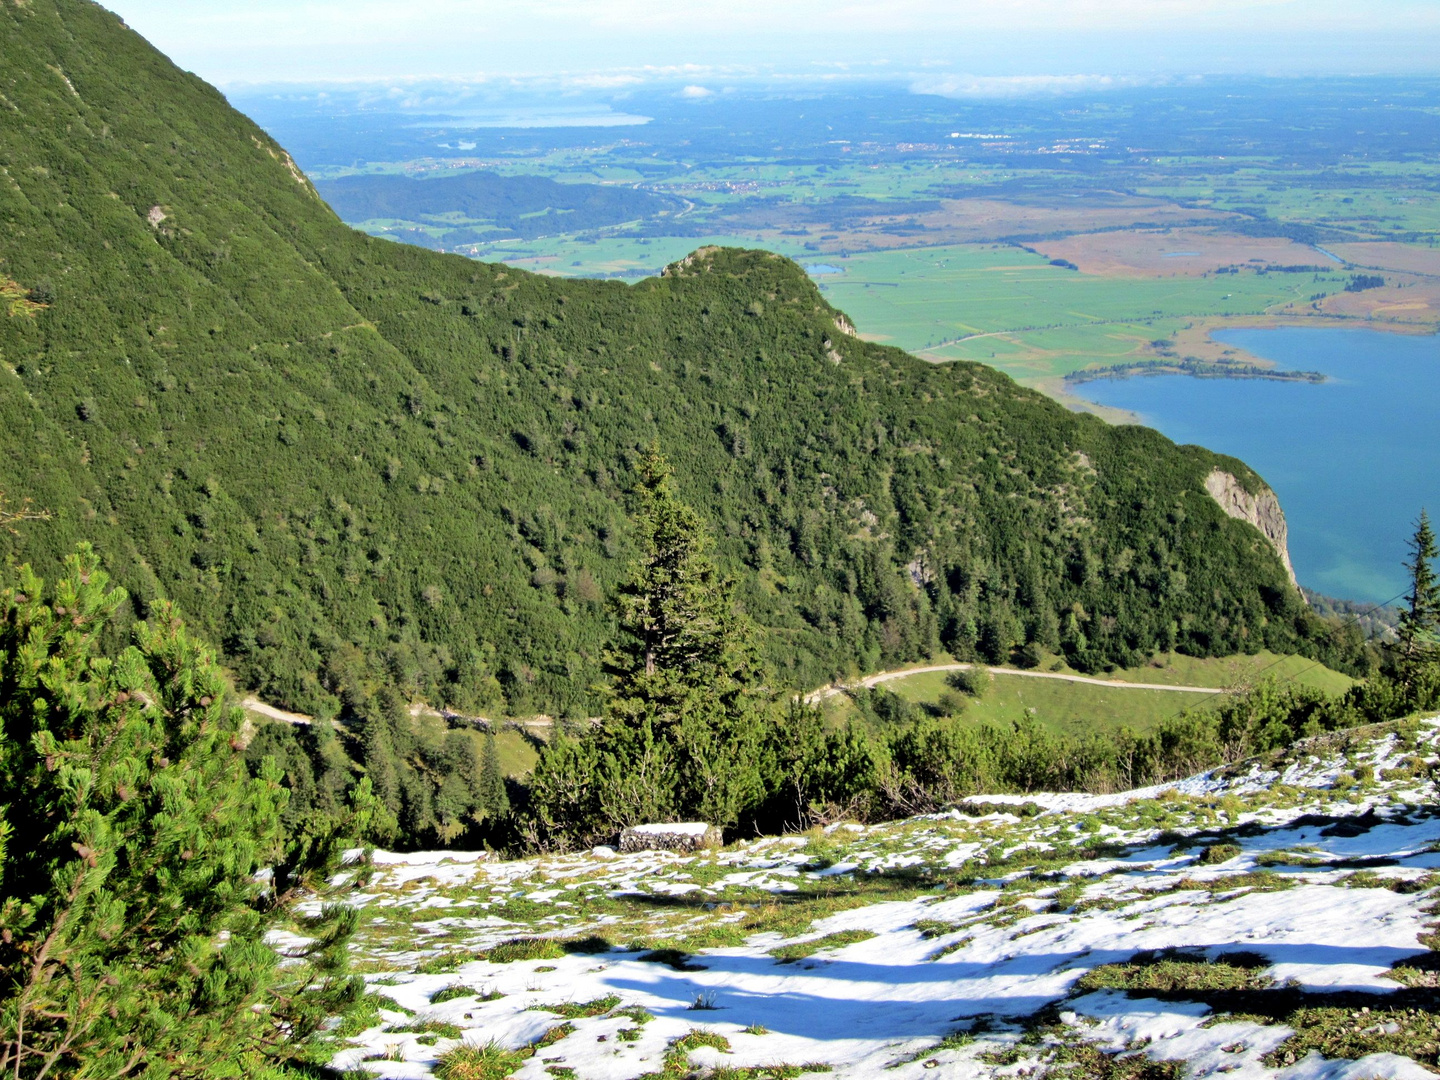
left=1071, top=327, right=1440, bottom=605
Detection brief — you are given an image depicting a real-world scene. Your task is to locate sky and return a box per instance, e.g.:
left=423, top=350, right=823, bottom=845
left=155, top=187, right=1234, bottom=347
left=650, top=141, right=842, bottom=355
left=102, top=0, right=1440, bottom=89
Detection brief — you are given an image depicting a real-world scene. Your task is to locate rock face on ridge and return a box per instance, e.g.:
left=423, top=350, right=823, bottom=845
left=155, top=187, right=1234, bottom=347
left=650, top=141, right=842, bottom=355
left=1204, top=469, right=1298, bottom=587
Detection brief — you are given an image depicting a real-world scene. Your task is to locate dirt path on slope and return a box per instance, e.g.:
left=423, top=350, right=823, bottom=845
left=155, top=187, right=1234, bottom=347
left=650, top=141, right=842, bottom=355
left=802, top=663, right=1226, bottom=705
left=239, top=662, right=1226, bottom=733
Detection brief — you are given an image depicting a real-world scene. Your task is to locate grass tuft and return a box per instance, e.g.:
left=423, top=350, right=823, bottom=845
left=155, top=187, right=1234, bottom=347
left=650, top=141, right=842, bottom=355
left=530, top=995, right=622, bottom=1019
left=1197, top=843, right=1242, bottom=865
left=672, top=1030, right=733, bottom=1054
left=770, top=929, right=877, bottom=963
left=485, top=938, right=566, bottom=964
left=1077, top=950, right=1272, bottom=993
left=435, top=1041, right=527, bottom=1080
left=431, top=984, right=480, bottom=1004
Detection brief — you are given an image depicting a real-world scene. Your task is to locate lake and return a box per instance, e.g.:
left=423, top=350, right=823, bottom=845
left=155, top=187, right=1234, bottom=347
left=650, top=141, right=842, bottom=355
left=1070, top=326, right=1440, bottom=605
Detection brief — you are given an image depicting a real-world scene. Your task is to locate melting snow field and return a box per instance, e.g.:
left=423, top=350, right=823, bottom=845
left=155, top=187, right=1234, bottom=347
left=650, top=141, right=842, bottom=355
left=317, top=719, right=1440, bottom=1080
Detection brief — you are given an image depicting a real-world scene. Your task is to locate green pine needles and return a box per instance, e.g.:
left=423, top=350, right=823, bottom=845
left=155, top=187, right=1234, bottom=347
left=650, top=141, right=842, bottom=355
left=524, top=450, right=776, bottom=848
left=1397, top=510, right=1440, bottom=679
left=0, top=545, right=365, bottom=1078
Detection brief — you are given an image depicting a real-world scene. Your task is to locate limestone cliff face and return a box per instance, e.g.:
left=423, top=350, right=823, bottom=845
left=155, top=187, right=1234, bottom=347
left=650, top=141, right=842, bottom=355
left=1204, top=469, right=1298, bottom=587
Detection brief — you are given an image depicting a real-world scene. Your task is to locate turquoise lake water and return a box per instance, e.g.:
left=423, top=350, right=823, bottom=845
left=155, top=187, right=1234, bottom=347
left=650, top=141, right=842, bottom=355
left=1070, top=327, right=1440, bottom=605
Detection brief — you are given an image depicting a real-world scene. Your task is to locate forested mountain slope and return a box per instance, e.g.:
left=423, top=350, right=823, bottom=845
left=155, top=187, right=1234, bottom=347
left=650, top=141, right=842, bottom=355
left=0, top=0, right=1343, bottom=718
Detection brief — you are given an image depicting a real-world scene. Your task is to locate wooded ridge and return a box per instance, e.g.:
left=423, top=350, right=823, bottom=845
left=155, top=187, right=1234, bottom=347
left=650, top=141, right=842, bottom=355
left=0, top=0, right=1357, bottom=730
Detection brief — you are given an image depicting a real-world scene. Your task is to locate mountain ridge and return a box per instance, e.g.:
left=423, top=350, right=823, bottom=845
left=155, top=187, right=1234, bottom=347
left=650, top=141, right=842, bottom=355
left=0, top=0, right=1352, bottom=719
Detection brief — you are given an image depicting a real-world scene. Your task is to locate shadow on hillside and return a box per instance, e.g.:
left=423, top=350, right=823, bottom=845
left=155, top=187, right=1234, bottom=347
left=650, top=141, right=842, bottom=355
left=611, top=863, right=965, bottom=911
left=596, top=939, right=1432, bottom=1044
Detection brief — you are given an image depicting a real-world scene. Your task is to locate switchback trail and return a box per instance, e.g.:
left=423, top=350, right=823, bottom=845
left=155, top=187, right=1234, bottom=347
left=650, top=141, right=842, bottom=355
left=802, top=662, right=1227, bottom=704
left=241, top=663, right=1227, bottom=732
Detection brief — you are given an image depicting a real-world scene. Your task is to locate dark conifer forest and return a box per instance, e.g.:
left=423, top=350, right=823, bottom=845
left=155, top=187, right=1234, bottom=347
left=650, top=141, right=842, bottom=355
left=0, top=1, right=1353, bottom=731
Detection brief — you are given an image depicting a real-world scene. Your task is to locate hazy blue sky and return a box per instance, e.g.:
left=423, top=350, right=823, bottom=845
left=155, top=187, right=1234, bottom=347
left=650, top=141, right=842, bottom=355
left=103, top=1, right=1440, bottom=88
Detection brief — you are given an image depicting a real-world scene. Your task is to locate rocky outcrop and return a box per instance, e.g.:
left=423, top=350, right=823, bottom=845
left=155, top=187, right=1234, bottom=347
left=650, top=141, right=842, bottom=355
left=619, top=823, right=722, bottom=853
left=1204, top=469, right=1298, bottom=586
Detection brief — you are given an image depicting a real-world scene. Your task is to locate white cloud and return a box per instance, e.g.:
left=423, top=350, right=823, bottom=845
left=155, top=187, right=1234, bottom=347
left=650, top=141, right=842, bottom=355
left=106, top=0, right=1440, bottom=85
left=912, top=73, right=1155, bottom=98
left=680, top=84, right=713, bottom=98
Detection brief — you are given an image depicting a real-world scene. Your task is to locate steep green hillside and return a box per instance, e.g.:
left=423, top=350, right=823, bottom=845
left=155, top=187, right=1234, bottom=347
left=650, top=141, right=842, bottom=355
left=0, top=0, right=1346, bottom=718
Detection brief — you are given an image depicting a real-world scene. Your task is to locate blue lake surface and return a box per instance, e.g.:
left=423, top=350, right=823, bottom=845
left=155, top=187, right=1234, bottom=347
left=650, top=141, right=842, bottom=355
left=1071, top=327, right=1440, bottom=604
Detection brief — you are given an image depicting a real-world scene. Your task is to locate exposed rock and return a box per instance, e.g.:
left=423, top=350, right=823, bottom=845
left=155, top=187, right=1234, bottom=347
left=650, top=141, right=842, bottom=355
left=619, top=822, right=722, bottom=853
left=1204, top=469, right=1297, bottom=586
left=906, top=552, right=934, bottom=588
left=661, top=246, right=722, bottom=277
left=834, top=314, right=857, bottom=337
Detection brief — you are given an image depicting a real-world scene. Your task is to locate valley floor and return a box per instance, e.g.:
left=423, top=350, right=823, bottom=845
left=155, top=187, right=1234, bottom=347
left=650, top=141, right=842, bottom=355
left=316, top=719, right=1440, bottom=1080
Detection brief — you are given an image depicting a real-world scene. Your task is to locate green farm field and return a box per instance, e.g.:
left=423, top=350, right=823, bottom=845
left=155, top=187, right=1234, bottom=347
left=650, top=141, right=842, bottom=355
left=323, top=145, right=1440, bottom=394
left=806, top=244, right=1348, bottom=376
left=432, top=231, right=1355, bottom=386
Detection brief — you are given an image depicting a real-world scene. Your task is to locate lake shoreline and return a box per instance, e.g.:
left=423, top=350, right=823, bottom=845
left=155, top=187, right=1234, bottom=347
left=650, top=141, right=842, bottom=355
left=1048, top=315, right=1438, bottom=423
left=1065, top=324, right=1440, bottom=603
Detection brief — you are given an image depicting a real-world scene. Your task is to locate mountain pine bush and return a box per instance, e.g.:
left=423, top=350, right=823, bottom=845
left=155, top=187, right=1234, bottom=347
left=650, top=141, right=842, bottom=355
left=0, top=545, right=364, bottom=1078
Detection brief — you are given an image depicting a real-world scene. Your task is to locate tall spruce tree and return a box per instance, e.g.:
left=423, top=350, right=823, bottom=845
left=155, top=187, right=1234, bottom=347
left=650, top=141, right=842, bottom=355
left=0, top=545, right=366, bottom=1078
left=1396, top=510, right=1440, bottom=685
left=477, top=732, right=510, bottom=822
left=525, top=450, right=775, bottom=849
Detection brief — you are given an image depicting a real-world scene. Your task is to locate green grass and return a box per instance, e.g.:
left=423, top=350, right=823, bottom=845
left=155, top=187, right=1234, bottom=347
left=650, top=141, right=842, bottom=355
left=911, top=919, right=965, bottom=940
left=836, top=651, right=1355, bottom=739
left=483, top=938, right=566, bottom=964
left=769, top=930, right=878, bottom=962
left=1198, top=843, right=1243, bottom=864
left=529, top=995, right=621, bottom=1019
left=435, top=1042, right=527, bottom=1080
left=493, top=730, right=541, bottom=776
left=1099, top=651, right=1355, bottom=695
left=1076, top=951, right=1273, bottom=993
left=672, top=1030, right=733, bottom=1055
left=804, top=244, right=1333, bottom=371
left=842, top=669, right=1220, bottom=737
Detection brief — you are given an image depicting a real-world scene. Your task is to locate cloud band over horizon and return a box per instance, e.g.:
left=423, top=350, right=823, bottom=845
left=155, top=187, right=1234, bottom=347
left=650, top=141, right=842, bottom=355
left=103, top=0, right=1440, bottom=87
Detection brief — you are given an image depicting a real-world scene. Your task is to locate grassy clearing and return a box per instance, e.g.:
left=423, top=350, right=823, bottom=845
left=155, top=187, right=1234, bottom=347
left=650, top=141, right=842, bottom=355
left=833, top=651, right=1354, bottom=740
left=493, top=730, right=541, bottom=777
left=877, top=670, right=1220, bottom=737
left=1099, top=651, right=1355, bottom=696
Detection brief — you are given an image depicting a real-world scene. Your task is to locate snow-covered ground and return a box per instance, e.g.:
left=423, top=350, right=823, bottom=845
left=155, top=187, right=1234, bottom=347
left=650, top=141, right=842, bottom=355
left=322, top=718, right=1440, bottom=1080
